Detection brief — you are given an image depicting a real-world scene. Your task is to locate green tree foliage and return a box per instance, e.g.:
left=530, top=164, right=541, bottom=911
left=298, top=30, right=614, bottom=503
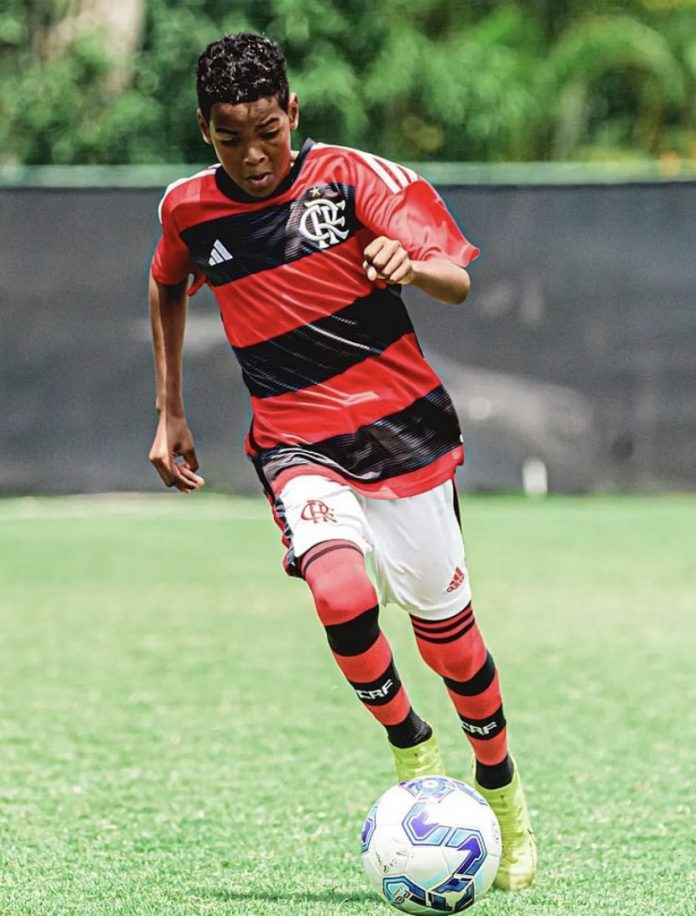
left=1, top=0, right=695, bottom=164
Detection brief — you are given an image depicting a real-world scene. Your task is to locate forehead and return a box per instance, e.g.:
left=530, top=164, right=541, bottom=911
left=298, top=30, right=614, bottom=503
left=209, top=97, right=285, bottom=131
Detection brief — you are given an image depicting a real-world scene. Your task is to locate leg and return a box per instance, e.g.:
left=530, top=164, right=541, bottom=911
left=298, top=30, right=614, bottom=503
left=361, top=480, right=510, bottom=773
left=363, top=480, right=537, bottom=888
left=411, top=605, right=512, bottom=788
left=301, top=539, right=431, bottom=750
left=412, top=610, right=539, bottom=889
left=273, top=475, right=444, bottom=779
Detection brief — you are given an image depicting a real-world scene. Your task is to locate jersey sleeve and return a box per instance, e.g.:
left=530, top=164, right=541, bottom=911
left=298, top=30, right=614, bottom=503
left=151, top=189, right=200, bottom=287
left=352, top=153, right=480, bottom=267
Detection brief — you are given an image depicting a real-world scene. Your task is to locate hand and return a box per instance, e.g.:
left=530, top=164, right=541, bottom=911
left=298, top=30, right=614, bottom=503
left=363, top=237, right=415, bottom=286
left=149, top=413, right=205, bottom=494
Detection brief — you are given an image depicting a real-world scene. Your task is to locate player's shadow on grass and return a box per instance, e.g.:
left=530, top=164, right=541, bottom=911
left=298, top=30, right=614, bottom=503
left=200, top=888, right=376, bottom=905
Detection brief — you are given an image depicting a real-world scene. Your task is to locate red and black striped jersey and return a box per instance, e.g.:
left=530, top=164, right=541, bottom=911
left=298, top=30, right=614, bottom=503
left=152, top=138, right=479, bottom=499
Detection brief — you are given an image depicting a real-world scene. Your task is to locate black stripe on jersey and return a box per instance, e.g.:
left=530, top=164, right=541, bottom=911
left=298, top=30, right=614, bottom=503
left=180, top=182, right=359, bottom=286
left=234, top=287, right=414, bottom=398
left=258, top=385, right=462, bottom=485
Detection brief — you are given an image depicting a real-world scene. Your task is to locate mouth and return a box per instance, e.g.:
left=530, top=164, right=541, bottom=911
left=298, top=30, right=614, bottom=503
left=245, top=172, right=273, bottom=191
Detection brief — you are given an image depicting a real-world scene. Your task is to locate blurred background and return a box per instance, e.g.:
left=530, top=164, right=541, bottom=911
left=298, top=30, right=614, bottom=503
left=1, top=0, right=695, bottom=495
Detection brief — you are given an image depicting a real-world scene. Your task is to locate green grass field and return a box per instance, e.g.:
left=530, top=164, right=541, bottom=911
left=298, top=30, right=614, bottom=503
left=1, top=494, right=694, bottom=915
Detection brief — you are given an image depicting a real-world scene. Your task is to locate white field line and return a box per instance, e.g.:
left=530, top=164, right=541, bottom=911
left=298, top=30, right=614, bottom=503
left=0, top=493, right=270, bottom=522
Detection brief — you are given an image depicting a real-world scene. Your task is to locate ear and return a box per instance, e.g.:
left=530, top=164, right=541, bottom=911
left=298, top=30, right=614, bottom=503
left=287, top=92, right=300, bottom=131
left=197, top=109, right=213, bottom=145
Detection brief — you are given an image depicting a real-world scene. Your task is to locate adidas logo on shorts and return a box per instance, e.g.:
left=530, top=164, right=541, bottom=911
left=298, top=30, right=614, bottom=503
left=446, top=566, right=466, bottom=593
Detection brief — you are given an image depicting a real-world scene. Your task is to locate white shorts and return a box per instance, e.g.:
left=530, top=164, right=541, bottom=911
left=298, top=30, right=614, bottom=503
left=275, top=475, right=472, bottom=621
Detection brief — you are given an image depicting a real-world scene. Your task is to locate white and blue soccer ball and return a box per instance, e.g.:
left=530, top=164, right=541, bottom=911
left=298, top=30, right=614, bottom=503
left=360, top=776, right=501, bottom=914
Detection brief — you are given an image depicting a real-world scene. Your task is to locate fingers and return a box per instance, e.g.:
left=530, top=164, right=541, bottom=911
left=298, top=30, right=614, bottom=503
left=385, top=259, right=414, bottom=284
left=178, top=447, right=204, bottom=492
left=379, top=251, right=409, bottom=280
left=363, top=237, right=412, bottom=285
left=149, top=444, right=205, bottom=493
left=182, top=447, right=199, bottom=473
left=363, top=253, right=410, bottom=284
left=362, top=260, right=379, bottom=283
left=172, top=460, right=205, bottom=493
left=149, top=447, right=175, bottom=487
left=364, top=237, right=390, bottom=264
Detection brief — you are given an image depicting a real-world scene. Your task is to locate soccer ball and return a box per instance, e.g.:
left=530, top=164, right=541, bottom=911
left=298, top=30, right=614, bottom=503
left=360, top=776, right=501, bottom=914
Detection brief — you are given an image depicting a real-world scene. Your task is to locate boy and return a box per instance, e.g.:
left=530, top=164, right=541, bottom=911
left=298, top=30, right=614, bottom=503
left=148, top=32, right=536, bottom=890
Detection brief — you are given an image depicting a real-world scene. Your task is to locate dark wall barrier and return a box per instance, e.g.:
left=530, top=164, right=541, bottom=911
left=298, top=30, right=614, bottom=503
left=1, top=179, right=694, bottom=494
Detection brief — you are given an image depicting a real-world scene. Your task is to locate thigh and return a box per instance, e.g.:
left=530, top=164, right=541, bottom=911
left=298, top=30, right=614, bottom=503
left=362, top=479, right=471, bottom=619
left=275, top=475, right=372, bottom=575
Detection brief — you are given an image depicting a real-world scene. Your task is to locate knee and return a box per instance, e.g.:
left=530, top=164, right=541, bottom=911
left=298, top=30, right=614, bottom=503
left=415, top=638, right=462, bottom=680
left=412, top=607, right=486, bottom=682
left=417, top=643, right=482, bottom=682
left=303, top=545, right=377, bottom=627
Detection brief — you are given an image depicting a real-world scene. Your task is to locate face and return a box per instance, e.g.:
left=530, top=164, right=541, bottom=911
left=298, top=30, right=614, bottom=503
left=198, top=94, right=299, bottom=198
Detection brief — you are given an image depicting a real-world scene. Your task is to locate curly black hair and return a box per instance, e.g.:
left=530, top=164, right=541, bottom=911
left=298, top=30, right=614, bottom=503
left=196, top=33, right=289, bottom=120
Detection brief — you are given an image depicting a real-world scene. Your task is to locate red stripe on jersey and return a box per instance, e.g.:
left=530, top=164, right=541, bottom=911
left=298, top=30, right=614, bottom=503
left=215, top=230, right=377, bottom=348
left=270, top=448, right=463, bottom=500
left=249, top=333, right=440, bottom=448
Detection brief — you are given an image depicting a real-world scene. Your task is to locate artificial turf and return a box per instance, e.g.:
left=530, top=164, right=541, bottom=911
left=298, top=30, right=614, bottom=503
left=0, top=494, right=694, bottom=915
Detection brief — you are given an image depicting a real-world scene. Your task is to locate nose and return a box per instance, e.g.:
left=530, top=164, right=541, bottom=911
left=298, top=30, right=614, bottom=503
left=244, top=144, right=267, bottom=166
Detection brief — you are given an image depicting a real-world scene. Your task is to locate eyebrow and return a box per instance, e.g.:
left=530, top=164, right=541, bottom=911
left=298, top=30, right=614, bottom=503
left=215, top=116, right=280, bottom=135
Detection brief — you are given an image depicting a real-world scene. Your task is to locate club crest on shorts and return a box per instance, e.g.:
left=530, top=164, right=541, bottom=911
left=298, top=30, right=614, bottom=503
left=300, top=499, right=337, bottom=524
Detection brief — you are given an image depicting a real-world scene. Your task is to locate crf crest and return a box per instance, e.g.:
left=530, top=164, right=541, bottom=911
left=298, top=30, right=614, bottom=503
left=299, top=196, right=349, bottom=250
left=300, top=499, right=337, bottom=524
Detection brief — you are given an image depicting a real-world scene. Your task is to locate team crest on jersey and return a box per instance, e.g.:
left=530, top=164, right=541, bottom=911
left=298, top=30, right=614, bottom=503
left=298, top=191, right=349, bottom=250
left=281, top=183, right=357, bottom=261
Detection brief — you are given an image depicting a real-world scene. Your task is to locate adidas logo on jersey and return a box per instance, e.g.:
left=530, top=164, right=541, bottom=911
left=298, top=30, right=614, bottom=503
left=208, top=239, right=233, bottom=265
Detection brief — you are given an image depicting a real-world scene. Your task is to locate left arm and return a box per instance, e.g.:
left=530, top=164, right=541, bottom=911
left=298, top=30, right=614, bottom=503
left=363, top=236, right=471, bottom=305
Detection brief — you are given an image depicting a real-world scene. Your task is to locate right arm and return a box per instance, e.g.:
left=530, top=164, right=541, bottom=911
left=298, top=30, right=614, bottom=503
left=148, top=271, right=205, bottom=493
left=354, top=157, right=479, bottom=300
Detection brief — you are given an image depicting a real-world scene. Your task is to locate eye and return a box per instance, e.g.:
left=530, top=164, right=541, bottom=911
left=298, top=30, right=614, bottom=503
left=261, top=131, right=279, bottom=140
left=220, top=138, right=241, bottom=147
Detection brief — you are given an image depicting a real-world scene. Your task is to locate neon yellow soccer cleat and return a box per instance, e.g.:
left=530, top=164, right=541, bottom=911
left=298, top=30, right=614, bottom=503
left=473, top=758, right=537, bottom=890
left=390, top=732, right=446, bottom=782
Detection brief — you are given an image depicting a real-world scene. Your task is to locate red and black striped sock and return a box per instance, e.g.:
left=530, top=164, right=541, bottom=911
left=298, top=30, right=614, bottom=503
left=411, top=602, right=513, bottom=788
left=302, top=541, right=429, bottom=749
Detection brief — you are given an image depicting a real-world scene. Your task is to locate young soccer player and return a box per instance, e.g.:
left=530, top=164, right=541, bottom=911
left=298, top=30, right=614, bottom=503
left=148, top=33, right=536, bottom=890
